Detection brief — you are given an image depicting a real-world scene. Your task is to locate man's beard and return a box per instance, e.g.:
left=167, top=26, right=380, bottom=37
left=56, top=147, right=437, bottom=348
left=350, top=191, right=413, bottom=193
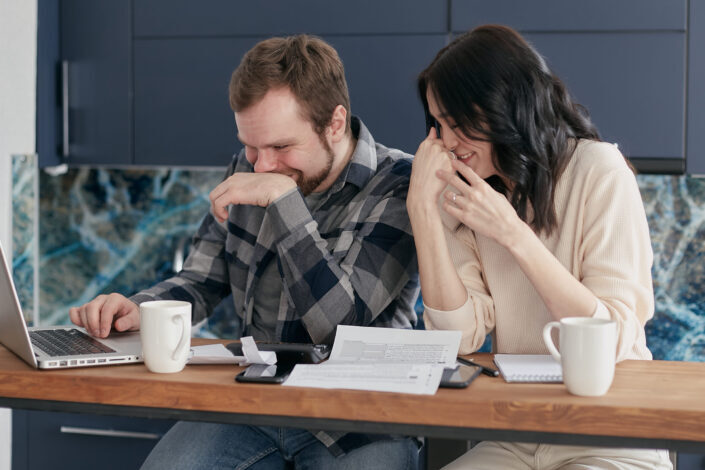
left=297, top=137, right=335, bottom=196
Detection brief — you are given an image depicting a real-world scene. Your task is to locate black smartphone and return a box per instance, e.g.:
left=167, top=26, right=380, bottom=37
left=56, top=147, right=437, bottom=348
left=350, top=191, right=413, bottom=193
left=440, top=364, right=482, bottom=388
left=226, top=342, right=330, bottom=364
left=235, top=362, right=297, bottom=384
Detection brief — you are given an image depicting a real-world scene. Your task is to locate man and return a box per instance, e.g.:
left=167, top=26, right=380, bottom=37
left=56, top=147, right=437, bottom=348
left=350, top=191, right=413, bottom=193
left=69, top=35, right=420, bottom=469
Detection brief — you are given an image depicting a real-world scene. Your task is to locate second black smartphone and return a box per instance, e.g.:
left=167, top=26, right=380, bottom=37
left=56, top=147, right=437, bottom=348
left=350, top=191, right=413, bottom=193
left=440, top=364, right=482, bottom=388
left=235, top=362, right=297, bottom=384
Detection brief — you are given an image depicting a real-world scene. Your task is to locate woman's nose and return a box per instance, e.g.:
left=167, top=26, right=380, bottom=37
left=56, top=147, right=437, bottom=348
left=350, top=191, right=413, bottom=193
left=440, top=127, right=458, bottom=152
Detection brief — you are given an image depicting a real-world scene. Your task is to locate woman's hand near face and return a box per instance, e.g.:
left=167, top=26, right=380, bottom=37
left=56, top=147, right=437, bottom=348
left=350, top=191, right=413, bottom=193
left=407, top=128, right=454, bottom=215
left=439, top=160, right=529, bottom=249
left=440, top=160, right=600, bottom=322
left=407, top=128, right=469, bottom=313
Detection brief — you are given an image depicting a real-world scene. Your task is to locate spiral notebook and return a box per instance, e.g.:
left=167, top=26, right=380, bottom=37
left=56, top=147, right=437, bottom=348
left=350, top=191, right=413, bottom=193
left=493, top=354, right=563, bottom=383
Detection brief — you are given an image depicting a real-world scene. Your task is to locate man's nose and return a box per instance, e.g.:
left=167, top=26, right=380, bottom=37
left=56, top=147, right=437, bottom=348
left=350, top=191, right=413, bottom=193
left=253, top=149, right=278, bottom=173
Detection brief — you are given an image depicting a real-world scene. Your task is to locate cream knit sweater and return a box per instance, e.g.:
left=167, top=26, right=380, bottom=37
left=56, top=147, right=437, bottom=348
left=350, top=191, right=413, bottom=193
left=424, top=140, right=653, bottom=361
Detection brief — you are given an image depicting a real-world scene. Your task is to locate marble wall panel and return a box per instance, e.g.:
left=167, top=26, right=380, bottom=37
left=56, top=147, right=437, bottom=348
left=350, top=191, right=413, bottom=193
left=37, top=166, right=239, bottom=338
left=638, top=175, right=705, bottom=361
left=9, top=166, right=705, bottom=360
left=10, top=154, right=36, bottom=324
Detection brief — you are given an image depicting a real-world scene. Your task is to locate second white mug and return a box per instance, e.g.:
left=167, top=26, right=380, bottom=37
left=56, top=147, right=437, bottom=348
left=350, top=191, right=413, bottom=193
left=543, top=317, right=616, bottom=397
left=140, top=300, right=191, bottom=373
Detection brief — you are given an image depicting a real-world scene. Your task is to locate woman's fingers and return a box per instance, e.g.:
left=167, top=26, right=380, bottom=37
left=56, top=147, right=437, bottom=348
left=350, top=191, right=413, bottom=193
left=451, top=160, right=484, bottom=185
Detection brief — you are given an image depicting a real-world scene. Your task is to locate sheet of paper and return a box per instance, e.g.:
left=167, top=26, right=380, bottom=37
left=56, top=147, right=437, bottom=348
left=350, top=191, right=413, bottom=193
left=188, top=344, right=244, bottom=364
left=329, top=325, right=462, bottom=367
left=240, top=336, right=277, bottom=365
left=280, top=325, right=462, bottom=394
left=283, top=362, right=444, bottom=395
left=187, top=338, right=276, bottom=365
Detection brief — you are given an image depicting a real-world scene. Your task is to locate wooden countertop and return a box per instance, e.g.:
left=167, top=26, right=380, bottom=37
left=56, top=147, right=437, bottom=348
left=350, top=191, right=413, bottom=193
left=1, top=339, right=704, bottom=450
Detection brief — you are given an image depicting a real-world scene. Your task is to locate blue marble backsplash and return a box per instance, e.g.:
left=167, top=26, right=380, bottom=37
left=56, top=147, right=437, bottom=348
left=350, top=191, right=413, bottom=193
left=9, top=156, right=705, bottom=360
left=11, top=154, right=37, bottom=323
left=639, top=176, right=705, bottom=361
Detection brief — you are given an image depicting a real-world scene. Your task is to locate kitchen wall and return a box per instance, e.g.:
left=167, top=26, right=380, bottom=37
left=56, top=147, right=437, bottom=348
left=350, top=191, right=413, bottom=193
left=640, top=176, right=705, bottom=360
left=1, top=0, right=37, bottom=467
left=10, top=160, right=705, bottom=362
left=11, top=155, right=37, bottom=325
left=30, top=164, right=240, bottom=338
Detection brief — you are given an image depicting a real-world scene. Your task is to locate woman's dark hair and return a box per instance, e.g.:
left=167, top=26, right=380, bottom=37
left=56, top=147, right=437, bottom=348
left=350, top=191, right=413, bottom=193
left=418, top=24, right=600, bottom=235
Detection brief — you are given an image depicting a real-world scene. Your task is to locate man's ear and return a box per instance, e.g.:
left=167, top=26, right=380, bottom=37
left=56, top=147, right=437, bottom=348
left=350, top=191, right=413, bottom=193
left=327, top=105, right=348, bottom=143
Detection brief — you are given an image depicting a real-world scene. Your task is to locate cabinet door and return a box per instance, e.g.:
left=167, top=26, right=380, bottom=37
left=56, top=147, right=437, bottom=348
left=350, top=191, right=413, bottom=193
left=58, top=0, right=132, bottom=166
left=450, top=0, right=687, bottom=173
left=688, top=0, right=705, bottom=174
left=326, top=35, right=448, bottom=155
left=13, top=410, right=174, bottom=470
left=525, top=32, right=685, bottom=162
left=134, top=35, right=447, bottom=166
left=133, top=37, right=260, bottom=166
left=36, top=0, right=61, bottom=168
left=450, top=0, right=686, bottom=31
left=133, top=0, right=446, bottom=37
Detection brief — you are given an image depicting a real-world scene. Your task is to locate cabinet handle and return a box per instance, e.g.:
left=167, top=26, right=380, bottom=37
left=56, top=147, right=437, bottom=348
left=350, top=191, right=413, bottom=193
left=61, top=60, right=70, bottom=158
left=59, top=426, right=162, bottom=440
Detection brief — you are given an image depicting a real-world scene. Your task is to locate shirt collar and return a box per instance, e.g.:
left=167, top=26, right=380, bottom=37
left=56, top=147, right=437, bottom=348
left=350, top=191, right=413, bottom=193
left=328, top=116, right=378, bottom=193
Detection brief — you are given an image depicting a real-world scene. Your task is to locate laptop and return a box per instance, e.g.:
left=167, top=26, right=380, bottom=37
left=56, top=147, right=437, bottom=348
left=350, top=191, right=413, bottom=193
left=0, top=241, right=142, bottom=369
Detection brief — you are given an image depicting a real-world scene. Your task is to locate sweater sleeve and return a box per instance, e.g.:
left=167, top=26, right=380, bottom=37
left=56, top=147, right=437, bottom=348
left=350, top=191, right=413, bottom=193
left=579, top=147, right=654, bottom=361
left=423, top=225, right=495, bottom=354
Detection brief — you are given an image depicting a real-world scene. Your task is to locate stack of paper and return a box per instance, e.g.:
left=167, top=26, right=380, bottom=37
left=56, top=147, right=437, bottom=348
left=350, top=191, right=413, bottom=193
left=282, top=325, right=461, bottom=395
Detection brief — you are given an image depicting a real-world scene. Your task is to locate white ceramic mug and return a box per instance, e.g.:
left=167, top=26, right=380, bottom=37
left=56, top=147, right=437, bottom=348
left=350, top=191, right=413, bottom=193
left=542, top=317, right=617, bottom=396
left=140, top=300, right=191, bottom=373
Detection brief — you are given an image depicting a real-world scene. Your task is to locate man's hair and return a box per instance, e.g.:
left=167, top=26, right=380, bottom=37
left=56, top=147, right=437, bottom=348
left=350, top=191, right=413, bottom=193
left=229, top=35, right=351, bottom=137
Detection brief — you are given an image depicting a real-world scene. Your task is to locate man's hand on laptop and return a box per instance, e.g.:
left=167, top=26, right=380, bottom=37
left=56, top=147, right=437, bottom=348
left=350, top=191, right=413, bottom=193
left=69, top=293, right=140, bottom=338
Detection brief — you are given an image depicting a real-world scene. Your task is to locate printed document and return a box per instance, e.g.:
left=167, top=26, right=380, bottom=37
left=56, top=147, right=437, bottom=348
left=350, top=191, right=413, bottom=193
left=329, top=325, right=461, bottom=367
left=283, top=325, right=462, bottom=394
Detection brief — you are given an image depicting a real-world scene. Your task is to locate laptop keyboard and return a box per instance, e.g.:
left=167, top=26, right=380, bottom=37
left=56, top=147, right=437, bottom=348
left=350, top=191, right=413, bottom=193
left=30, top=328, right=116, bottom=357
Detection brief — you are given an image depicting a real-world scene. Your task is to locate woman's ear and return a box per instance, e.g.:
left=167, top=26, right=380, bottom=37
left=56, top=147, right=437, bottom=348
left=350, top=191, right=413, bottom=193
left=327, top=105, right=348, bottom=143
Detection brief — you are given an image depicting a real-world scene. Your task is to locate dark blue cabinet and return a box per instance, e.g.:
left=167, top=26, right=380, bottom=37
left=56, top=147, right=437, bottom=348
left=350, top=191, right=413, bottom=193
left=134, top=34, right=446, bottom=166
left=451, top=0, right=688, bottom=172
left=450, top=0, right=686, bottom=31
left=59, top=0, right=131, bottom=166
left=12, top=410, right=173, bottom=470
left=327, top=35, right=447, bottom=154
left=37, top=1, right=703, bottom=171
left=133, top=37, right=257, bottom=167
left=133, top=0, right=446, bottom=36
left=524, top=33, right=685, bottom=161
left=688, top=0, right=705, bottom=175
left=130, top=0, right=447, bottom=165
left=37, top=0, right=131, bottom=167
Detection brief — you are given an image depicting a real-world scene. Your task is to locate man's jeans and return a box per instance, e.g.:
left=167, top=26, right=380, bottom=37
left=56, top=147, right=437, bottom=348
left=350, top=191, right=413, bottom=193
left=140, top=421, right=420, bottom=470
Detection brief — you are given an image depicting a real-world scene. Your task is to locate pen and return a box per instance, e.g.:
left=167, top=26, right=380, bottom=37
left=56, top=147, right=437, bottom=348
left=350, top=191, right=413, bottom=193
left=457, top=356, right=500, bottom=377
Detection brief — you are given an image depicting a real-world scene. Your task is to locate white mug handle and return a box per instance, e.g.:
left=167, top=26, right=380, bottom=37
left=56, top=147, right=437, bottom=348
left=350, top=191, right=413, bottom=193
left=543, top=321, right=562, bottom=362
left=171, top=314, right=189, bottom=361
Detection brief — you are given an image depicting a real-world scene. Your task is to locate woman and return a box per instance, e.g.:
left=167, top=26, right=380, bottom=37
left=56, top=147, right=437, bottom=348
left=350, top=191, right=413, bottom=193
left=407, top=24, right=671, bottom=469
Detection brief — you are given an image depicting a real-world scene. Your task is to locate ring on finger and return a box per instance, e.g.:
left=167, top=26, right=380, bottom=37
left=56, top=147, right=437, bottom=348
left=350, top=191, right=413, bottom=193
left=452, top=193, right=457, bottom=203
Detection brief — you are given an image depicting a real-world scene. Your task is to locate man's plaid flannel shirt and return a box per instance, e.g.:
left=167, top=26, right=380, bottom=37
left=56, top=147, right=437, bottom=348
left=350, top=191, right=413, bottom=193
left=131, top=117, right=420, bottom=455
